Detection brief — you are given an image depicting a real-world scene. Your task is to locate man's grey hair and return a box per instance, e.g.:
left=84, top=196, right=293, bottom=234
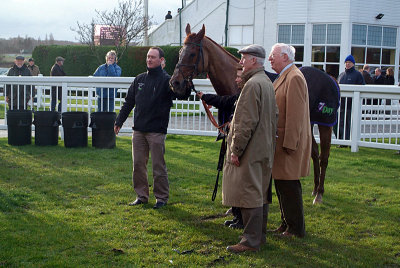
left=255, top=56, right=265, bottom=66
left=271, top=43, right=296, bottom=62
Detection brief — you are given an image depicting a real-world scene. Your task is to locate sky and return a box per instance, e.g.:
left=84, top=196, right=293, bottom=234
left=0, top=0, right=183, bottom=42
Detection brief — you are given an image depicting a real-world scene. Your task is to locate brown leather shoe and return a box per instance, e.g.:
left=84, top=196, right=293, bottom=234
left=267, top=225, right=287, bottom=233
left=277, top=231, right=295, bottom=238
left=226, top=243, right=258, bottom=253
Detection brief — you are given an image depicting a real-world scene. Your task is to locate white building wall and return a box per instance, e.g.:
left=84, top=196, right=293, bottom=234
left=147, top=0, right=400, bottom=81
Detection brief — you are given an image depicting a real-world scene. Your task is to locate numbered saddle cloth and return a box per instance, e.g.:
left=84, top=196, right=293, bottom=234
left=300, top=66, right=340, bottom=126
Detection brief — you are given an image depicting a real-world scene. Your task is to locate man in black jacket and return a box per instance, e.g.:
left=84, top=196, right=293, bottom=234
left=6, top=55, right=32, bottom=110
left=114, top=47, right=174, bottom=209
left=336, top=54, right=365, bottom=141
left=50, top=56, right=66, bottom=112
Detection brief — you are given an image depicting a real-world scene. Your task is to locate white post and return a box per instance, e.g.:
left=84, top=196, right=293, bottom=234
left=351, top=91, right=361, bottom=152
left=143, top=0, right=149, bottom=46
left=60, top=82, right=68, bottom=140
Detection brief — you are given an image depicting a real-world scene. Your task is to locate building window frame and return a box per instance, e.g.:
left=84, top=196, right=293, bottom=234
left=277, top=24, right=305, bottom=66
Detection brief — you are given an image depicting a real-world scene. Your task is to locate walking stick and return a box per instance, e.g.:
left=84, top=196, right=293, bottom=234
left=212, top=135, right=226, bottom=201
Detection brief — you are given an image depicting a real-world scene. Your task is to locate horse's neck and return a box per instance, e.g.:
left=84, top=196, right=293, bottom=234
left=202, top=38, right=239, bottom=96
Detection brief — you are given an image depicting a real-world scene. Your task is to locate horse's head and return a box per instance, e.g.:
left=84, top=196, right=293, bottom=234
left=170, top=24, right=206, bottom=100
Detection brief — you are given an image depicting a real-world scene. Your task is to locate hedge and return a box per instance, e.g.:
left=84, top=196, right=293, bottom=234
left=32, top=45, right=239, bottom=77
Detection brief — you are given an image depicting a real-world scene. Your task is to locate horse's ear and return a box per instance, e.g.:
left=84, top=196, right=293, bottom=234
left=185, top=24, right=191, bottom=36
left=195, top=24, right=205, bottom=42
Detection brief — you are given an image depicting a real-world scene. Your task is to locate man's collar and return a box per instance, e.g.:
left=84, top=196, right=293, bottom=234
left=279, top=63, right=293, bottom=76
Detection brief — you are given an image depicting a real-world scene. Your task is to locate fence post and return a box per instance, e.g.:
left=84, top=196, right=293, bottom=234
left=351, top=91, right=361, bottom=152
left=60, top=82, right=68, bottom=140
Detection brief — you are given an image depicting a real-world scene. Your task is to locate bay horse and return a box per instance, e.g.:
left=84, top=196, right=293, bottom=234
left=170, top=24, right=340, bottom=205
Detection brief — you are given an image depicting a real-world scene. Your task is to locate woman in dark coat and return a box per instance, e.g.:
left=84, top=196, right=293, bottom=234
left=385, top=67, right=395, bottom=85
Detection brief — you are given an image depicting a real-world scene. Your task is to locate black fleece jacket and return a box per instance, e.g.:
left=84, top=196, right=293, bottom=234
left=115, top=65, right=174, bottom=134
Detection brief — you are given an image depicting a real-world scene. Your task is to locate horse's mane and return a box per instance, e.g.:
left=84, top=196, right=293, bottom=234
left=204, top=36, right=240, bottom=63
left=184, top=33, right=239, bottom=64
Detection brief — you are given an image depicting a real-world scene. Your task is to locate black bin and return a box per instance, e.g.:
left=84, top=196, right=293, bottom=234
left=33, top=111, right=61, bottom=146
left=7, top=110, right=32, bottom=146
left=62, top=112, right=88, bottom=148
left=89, top=112, right=116, bottom=149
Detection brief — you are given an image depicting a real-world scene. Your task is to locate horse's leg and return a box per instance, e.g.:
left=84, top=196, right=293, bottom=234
left=311, top=125, right=320, bottom=197
left=313, top=125, right=332, bottom=205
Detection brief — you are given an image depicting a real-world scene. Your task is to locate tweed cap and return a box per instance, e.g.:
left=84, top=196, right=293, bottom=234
left=15, top=55, right=25, bottom=60
left=28, top=58, right=34, bottom=62
left=56, top=56, right=65, bottom=62
left=238, top=44, right=266, bottom=58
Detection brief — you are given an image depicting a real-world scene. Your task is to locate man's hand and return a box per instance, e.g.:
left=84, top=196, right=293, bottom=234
left=196, top=91, right=204, bottom=99
left=114, top=125, right=121, bottom=135
left=231, top=153, right=240, bottom=167
left=283, top=147, right=295, bottom=155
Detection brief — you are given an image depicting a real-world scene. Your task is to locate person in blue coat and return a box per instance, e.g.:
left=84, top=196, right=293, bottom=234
left=93, top=50, right=122, bottom=112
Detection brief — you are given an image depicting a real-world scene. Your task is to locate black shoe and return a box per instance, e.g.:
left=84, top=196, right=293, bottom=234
left=153, top=202, right=167, bottom=209
left=224, top=219, right=236, bottom=226
left=229, top=222, right=244, bottom=229
left=129, top=199, right=147, bottom=206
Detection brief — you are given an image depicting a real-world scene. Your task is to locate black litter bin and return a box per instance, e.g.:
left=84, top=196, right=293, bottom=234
left=89, top=112, right=116, bottom=149
left=33, top=111, right=60, bottom=146
left=62, top=112, right=88, bottom=148
left=7, top=110, right=32, bottom=146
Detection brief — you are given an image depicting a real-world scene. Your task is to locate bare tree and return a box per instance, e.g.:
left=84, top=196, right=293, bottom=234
left=71, top=0, right=151, bottom=64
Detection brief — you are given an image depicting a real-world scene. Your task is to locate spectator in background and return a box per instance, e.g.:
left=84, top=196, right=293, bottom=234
left=337, top=55, right=365, bottom=141
left=6, top=55, right=32, bottom=110
left=50, top=56, right=66, bottom=112
left=93, top=50, right=122, bottom=112
left=27, top=58, right=40, bottom=104
left=27, top=58, right=40, bottom=76
left=362, top=64, right=373, bottom=84
left=384, top=67, right=394, bottom=85
left=373, top=68, right=385, bottom=85
left=165, top=11, right=172, bottom=20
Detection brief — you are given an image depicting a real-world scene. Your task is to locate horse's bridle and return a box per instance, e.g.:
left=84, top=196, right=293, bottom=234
left=176, top=41, right=204, bottom=88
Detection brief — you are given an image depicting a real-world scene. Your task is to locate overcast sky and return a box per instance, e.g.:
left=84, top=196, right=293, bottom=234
left=0, top=0, right=182, bottom=42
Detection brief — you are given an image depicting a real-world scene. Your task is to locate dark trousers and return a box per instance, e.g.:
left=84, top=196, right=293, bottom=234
left=274, top=180, right=305, bottom=237
left=335, top=97, right=352, bottom=140
left=240, top=204, right=269, bottom=249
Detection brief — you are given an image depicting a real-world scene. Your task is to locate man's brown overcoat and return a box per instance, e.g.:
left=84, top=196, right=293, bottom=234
left=272, top=64, right=311, bottom=180
left=222, top=67, right=278, bottom=208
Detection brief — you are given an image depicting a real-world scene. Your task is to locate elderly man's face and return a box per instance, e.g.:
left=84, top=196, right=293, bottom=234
left=146, top=48, right=163, bottom=69
left=268, top=47, right=286, bottom=73
left=375, top=69, right=381, bottom=76
left=345, top=61, right=354, bottom=70
left=15, top=59, right=24, bottom=68
left=28, top=61, right=34, bottom=66
left=239, top=54, right=255, bottom=73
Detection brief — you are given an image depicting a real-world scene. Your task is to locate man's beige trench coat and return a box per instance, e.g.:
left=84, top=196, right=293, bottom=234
left=272, top=64, right=311, bottom=181
left=222, top=67, right=278, bottom=208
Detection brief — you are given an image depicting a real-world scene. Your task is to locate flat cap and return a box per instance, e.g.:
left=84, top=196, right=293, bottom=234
left=15, top=55, right=25, bottom=60
left=28, top=58, right=34, bottom=62
left=56, top=56, right=65, bottom=62
left=238, top=44, right=266, bottom=58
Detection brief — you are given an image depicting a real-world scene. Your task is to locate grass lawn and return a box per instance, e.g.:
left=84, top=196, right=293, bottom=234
left=0, top=135, right=399, bottom=267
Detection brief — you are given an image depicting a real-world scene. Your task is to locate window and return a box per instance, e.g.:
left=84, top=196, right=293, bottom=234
left=351, top=24, right=397, bottom=74
left=311, top=24, right=341, bottom=78
left=278, top=24, right=305, bottom=66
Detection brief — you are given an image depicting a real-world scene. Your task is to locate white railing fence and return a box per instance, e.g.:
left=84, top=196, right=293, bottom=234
left=0, top=76, right=399, bottom=151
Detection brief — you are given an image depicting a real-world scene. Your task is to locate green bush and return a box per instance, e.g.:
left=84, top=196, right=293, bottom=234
left=32, top=45, right=239, bottom=77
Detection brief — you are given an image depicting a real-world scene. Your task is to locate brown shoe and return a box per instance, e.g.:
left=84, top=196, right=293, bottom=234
left=226, top=243, right=257, bottom=253
left=276, top=231, right=296, bottom=238
left=267, top=225, right=287, bottom=233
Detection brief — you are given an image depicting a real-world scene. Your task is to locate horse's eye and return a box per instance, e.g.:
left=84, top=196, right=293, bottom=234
left=190, top=53, right=196, bottom=58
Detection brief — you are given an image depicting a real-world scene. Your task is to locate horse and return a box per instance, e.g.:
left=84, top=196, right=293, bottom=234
left=170, top=24, right=340, bottom=205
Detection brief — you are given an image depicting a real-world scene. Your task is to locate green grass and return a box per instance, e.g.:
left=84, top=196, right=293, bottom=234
left=0, top=135, right=399, bottom=267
